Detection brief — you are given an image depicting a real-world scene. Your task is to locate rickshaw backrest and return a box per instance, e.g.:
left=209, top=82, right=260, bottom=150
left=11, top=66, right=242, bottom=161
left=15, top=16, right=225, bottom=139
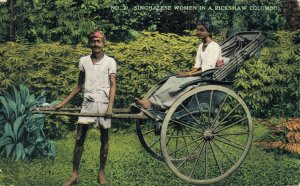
left=213, top=31, right=266, bottom=81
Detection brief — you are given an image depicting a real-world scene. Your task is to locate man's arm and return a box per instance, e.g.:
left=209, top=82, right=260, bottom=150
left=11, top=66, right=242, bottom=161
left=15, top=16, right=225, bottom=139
left=105, top=74, right=116, bottom=118
left=54, top=71, right=85, bottom=109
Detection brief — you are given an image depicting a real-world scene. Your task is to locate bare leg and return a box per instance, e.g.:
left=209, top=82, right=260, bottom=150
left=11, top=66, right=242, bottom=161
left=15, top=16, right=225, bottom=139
left=98, top=126, right=109, bottom=184
left=63, top=124, right=89, bottom=186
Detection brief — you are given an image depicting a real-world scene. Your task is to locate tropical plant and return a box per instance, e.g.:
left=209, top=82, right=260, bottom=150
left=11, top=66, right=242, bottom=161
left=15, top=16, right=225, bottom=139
left=0, top=30, right=298, bottom=118
left=256, top=118, right=300, bottom=155
left=0, top=0, right=289, bottom=44
left=234, top=30, right=300, bottom=117
left=0, top=84, right=56, bottom=160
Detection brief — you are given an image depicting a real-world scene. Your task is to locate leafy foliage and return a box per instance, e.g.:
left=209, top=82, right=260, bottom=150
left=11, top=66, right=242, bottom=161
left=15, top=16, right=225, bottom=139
left=0, top=42, right=86, bottom=99
left=0, top=0, right=107, bottom=44
left=0, top=0, right=288, bottom=43
left=234, top=30, right=300, bottom=117
left=256, top=141, right=300, bottom=155
left=256, top=118, right=300, bottom=155
left=0, top=84, right=55, bottom=160
left=106, top=31, right=205, bottom=106
left=0, top=32, right=207, bottom=107
left=0, top=30, right=298, bottom=118
left=229, top=0, right=286, bottom=34
left=0, top=41, right=86, bottom=137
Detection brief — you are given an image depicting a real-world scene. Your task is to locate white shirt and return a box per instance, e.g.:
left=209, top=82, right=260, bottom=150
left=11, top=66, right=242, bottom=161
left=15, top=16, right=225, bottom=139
left=79, top=54, right=117, bottom=102
left=194, top=41, right=222, bottom=72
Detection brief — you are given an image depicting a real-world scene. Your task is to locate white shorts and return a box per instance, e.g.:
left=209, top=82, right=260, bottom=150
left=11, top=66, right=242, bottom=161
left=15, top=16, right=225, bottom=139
left=77, top=99, right=111, bottom=129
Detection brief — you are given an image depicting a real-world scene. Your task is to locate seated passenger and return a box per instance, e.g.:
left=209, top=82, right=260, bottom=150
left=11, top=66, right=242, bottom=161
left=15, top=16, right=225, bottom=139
left=135, top=19, right=223, bottom=110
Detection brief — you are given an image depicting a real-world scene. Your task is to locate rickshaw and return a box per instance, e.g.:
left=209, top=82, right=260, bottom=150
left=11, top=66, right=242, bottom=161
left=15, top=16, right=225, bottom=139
left=33, top=31, right=266, bottom=185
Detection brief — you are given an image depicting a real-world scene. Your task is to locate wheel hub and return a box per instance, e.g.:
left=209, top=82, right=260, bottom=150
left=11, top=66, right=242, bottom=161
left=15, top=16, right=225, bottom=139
left=203, top=129, right=214, bottom=141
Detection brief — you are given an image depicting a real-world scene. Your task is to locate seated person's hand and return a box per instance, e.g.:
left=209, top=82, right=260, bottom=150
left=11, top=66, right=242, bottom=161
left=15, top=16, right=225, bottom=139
left=177, top=71, right=187, bottom=77
left=215, top=59, right=224, bottom=67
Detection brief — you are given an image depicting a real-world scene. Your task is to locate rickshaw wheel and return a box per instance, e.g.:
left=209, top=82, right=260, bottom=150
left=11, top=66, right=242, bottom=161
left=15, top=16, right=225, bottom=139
left=136, top=119, right=164, bottom=161
left=161, top=85, right=253, bottom=185
left=136, top=81, right=165, bottom=161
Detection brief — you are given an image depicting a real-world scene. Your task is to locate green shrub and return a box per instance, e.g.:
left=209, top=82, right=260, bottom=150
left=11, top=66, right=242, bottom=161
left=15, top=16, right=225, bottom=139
left=0, top=0, right=287, bottom=44
left=0, top=32, right=206, bottom=107
left=0, top=31, right=298, bottom=119
left=234, top=30, right=300, bottom=117
left=0, top=42, right=87, bottom=137
left=106, top=31, right=205, bottom=106
left=0, top=84, right=55, bottom=160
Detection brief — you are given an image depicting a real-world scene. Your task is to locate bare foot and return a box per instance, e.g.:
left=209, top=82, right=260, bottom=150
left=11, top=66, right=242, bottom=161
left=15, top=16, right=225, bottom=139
left=134, top=98, right=152, bottom=109
left=98, top=171, right=107, bottom=185
left=62, top=175, right=79, bottom=186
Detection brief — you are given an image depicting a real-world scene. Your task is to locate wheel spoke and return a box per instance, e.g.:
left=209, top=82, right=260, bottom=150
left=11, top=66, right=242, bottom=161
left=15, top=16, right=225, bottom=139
left=195, top=94, right=205, bottom=125
left=169, top=136, right=203, bottom=155
left=214, top=120, right=230, bottom=131
left=214, top=137, right=244, bottom=151
left=149, top=137, right=160, bottom=149
left=211, top=140, right=235, bottom=165
left=167, top=134, right=201, bottom=138
left=182, top=127, right=191, bottom=157
left=174, top=117, right=203, bottom=130
left=166, top=126, right=177, bottom=147
left=170, top=119, right=203, bottom=133
left=187, top=121, right=205, bottom=130
left=189, top=141, right=206, bottom=177
left=214, top=104, right=240, bottom=130
left=166, top=123, right=175, bottom=133
left=160, top=85, right=253, bottom=184
left=212, top=94, right=228, bottom=128
left=204, top=142, right=208, bottom=179
left=208, top=90, right=214, bottom=126
left=142, top=128, right=155, bottom=135
left=176, top=139, right=205, bottom=170
left=137, top=119, right=164, bottom=161
left=182, top=125, right=201, bottom=146
left=215, top=135, right=245, bottom=149
left=209, top=141, right=223, bottom=175
left=214, top=117, right=248, bottom=133
left=180, top=103, right=205, bottom=131
left=175, top=128, right=179, bottom=159
left=214, top=131, right=249, bottom=137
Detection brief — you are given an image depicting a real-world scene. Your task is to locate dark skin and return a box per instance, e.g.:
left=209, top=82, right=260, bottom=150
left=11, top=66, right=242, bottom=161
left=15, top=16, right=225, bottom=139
left=177, top=25, right=213, bottom=77
left=135, top=25, right=214, bottom=109
left=55, top=37, right=116, bottom=185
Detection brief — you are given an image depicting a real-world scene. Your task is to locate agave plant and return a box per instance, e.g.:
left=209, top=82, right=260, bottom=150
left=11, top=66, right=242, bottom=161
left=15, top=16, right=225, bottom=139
left=0, top=84, right=56, bottom=160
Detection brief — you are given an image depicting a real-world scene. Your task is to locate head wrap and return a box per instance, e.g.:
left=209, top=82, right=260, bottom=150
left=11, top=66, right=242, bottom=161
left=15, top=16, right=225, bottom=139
left=197, top=19, right=214, bottom=34
left=89, top=31, right=105, bottom=40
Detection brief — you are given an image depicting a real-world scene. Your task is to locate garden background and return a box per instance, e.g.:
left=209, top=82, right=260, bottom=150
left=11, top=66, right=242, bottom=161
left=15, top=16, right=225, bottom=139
left=0, top=0, right=299, bottom=185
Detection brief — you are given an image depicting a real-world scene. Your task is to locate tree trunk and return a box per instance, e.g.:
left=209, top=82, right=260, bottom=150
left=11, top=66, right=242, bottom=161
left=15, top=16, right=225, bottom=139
left=283, top=0, right=300, bottom=30
left=9, top=0, right=15, bottom=41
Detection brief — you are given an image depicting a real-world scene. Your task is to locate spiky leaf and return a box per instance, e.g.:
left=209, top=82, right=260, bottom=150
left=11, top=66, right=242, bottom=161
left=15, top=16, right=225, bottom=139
left=4, top=122, right=14, bottom=140
left=5, top=143, right=15, bottom=158
left=16, top=143, right=24, bottom=160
